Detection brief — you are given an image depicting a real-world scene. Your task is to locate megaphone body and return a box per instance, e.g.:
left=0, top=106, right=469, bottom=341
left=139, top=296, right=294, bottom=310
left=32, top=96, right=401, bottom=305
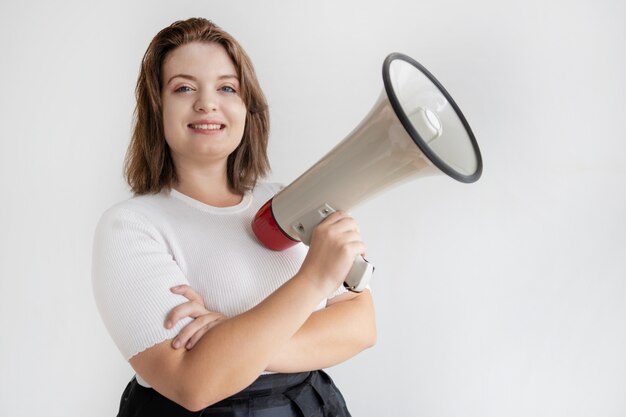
left=252, top=53, right=482, bottom=292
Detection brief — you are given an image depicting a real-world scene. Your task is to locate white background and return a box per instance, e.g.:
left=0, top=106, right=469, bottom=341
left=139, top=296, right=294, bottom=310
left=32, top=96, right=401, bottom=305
left=1, top=1, right=625, bottom=416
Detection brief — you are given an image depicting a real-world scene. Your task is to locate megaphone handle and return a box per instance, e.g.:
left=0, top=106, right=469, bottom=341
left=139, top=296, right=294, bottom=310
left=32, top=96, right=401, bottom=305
left=343, top=256, right=374, bottom=293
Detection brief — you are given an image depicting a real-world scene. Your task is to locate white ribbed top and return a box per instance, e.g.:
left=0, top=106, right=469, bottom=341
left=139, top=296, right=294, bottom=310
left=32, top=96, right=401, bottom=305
left=92, top=182, right=346, bottom=368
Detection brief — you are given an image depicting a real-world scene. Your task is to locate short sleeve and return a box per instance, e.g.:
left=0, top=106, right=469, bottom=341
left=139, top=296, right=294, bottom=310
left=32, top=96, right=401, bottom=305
left=92, top=207, right=192, bottom=360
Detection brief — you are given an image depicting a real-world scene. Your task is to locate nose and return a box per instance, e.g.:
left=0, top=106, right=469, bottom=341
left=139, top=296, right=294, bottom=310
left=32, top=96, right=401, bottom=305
left=194, top=91, right=218, bottom=113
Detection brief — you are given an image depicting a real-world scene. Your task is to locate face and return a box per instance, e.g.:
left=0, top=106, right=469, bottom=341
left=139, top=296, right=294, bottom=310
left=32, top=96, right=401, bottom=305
left=161, top=42, right=247, bottom=170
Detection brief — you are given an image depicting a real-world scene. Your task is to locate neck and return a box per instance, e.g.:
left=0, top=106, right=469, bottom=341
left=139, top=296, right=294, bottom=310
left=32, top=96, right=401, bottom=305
left=173, top=161, right=243, bottom=208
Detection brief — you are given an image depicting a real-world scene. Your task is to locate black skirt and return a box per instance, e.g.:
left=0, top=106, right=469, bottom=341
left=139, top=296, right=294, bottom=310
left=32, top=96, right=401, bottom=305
left=117, top=370, right=352, bottom=417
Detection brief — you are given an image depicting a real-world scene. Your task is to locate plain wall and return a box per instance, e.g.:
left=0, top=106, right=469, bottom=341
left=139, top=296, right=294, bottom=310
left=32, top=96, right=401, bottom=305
left=1, top=0, right=625, bottom=416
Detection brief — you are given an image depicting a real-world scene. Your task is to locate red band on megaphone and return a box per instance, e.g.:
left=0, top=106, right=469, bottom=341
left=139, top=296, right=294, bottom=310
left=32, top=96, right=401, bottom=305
left=252, top=198, right=299, bottom=251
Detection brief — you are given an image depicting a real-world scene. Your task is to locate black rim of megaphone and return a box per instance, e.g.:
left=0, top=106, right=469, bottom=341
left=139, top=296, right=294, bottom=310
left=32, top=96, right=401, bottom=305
left=382, top=52, right=483, bottom=183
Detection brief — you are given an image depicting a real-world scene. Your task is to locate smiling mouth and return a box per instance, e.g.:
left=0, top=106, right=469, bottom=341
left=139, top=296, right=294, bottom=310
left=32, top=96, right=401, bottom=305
left=188, top=123, right=225, bottom=130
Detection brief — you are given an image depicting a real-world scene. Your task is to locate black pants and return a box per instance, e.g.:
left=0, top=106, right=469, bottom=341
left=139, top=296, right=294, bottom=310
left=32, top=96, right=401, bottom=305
left=117, top=370, right=352, bottom=417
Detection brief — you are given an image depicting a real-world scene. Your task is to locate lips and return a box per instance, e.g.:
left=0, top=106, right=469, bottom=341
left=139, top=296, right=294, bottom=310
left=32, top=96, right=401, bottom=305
left=188, top=120, right=226, bottom=131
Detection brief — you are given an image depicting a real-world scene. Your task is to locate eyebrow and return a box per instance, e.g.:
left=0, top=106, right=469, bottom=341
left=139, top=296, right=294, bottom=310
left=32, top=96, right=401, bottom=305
left=166, top=73, right=239, bottom=85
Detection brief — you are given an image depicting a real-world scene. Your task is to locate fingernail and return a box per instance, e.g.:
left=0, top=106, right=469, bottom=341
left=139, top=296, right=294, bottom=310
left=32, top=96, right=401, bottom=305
left=171, top=285, right=180, bottom=292
left=173, top=339, right=181, bottom=349
left=165, top=320, right=172, bottom=329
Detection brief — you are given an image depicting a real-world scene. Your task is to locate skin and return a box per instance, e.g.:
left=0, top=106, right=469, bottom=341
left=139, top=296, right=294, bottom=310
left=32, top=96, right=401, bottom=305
left=161, top=41, right=247, bottom=207
left=128, top=41, right=376, bottom=412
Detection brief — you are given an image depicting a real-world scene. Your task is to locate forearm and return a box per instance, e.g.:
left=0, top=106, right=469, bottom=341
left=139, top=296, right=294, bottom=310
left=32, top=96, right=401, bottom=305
left=129, top=211, right=369, bottom=411
left=266, top=290, right=376, bottom=373
left=131, top=271, right=334, bottom=411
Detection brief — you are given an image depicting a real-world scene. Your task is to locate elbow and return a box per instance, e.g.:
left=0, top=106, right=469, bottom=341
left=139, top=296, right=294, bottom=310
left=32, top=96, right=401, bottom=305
left=177, top=392, right=218, bottom=413
left=363, top=298, right=377, bottom=349
left=356, top=313, right=377, bottom=351
left=181, top=402, right=205, bottom=413
left=363, top=324, right=377, bottom=349
left=176, top=391, right=209, bottom=412
left=174, top=379, right=223, bottom=412
left=175, top=370, right=255, bottom=412
left=361, top=289, right=377, bottom=349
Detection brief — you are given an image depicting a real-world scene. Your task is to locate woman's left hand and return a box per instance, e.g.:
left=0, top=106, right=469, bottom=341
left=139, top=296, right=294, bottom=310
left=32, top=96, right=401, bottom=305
left=165, top=284, right=226, bottom=350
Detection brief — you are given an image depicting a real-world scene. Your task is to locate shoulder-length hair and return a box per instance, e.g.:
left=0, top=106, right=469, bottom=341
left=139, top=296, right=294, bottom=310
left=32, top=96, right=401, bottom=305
left=124, top=18, right=270, bottom=195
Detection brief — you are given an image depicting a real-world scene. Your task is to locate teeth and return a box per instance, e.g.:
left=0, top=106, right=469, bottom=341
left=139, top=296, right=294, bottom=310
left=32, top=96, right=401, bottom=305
left=190, top=123, right=222, bottom=130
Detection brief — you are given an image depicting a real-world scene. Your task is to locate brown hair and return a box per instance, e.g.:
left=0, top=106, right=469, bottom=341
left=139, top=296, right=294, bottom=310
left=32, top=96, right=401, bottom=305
left=124, top=18, right=270, bottom=195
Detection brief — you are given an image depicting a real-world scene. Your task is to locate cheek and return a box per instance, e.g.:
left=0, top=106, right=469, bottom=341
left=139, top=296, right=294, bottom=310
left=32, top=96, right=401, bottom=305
left=236, top=111, right=248, bottom=142
left=233, top=103, right=248, bottom=129
left=161, top=101, right=179, bottom=139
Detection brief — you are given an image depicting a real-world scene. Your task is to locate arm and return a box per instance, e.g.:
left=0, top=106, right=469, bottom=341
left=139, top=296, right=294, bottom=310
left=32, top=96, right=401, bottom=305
left=265, top=289, right=376, bottom=373
left=168, top=287, right=376, bottom=373
left=131, top=271, right=334, bottom=411
left=127, top=211, right=365, bottom=411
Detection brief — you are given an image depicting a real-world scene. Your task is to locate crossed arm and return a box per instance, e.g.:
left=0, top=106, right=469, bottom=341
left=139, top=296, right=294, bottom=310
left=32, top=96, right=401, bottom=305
left=127, top=211, right=376, bottom=411
left=165, top=283, right=375, bottom=373
left=129, top=275, right=375, bottom=411
left=267, top=288, right=375, bottom=373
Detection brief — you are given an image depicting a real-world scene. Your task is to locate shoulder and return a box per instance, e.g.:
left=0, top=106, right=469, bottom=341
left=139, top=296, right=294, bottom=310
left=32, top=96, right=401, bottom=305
left=93, top=192, right=177, bottom=249
left=252, top=181, right=284, bottom=200
left=97, top=191, right=171, bottom=227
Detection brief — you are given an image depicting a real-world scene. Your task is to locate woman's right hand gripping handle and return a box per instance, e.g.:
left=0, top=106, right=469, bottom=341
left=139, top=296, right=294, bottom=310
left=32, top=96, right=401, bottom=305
left=298, top=211, right=367, bottom=295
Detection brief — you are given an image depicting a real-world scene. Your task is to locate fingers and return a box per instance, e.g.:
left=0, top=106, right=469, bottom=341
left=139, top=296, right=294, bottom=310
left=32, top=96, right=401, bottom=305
left=347, top=239, right=368, bottom=258
left=321, top=211, right=356, bottom=228
left=165, top=285, right=208, bottom=329
left=319, top=213, right=365, bottom=254
left=165, top=284, right=226, bottom=350
left=170, top=284, right=204, bottom=304
left=171, top=313, right=225, bottom=350
left=186, top=315, right=225, bottom=349
left=301, top=211, right=368, bottom=290
left=165, top=300, right=207, bottom=329
left=316, top=211, right=361, bottom=237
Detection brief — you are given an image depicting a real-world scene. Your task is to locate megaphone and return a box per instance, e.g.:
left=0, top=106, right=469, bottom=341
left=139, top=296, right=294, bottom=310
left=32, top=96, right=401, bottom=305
left=252, top=52, right=482, bottom=292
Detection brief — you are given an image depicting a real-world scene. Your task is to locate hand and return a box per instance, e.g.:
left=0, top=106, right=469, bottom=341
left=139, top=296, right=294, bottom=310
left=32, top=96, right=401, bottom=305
left=164, top=285, right=226, bottom=350
left=299, top=211, right=366, bottom=292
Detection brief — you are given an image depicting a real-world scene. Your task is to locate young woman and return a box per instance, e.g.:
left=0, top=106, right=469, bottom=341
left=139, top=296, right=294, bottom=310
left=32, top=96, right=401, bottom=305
left=92, top=17, right=376, bottom=417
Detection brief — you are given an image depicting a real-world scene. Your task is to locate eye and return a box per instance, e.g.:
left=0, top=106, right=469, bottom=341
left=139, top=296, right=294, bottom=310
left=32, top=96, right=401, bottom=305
left=220, top=85, right=237, bottom=94
left=174, top=85, right=194, bottom=93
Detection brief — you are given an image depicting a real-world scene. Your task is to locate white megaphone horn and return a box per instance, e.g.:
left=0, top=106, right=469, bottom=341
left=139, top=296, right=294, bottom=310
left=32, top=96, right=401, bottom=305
left=252, top=52, right=483, bottom=292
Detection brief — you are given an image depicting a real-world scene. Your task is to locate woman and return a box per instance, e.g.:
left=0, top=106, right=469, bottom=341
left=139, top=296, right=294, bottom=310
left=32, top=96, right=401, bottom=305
left=92, top=17, right=376, bottom=416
